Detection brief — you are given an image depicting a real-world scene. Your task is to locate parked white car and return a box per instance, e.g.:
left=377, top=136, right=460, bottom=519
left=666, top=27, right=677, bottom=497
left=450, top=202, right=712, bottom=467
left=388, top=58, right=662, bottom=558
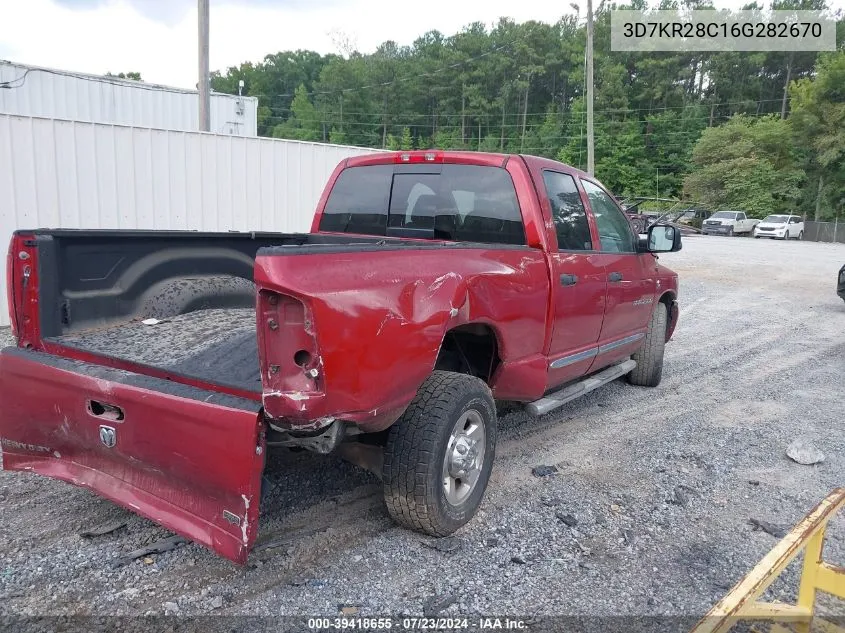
left=701, top=211, right=760, bottom=236
left=753, top=214, right=805, bottom=240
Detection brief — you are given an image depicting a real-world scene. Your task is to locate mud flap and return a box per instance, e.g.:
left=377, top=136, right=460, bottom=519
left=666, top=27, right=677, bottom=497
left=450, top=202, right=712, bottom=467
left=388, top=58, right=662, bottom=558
left=0, top=347, right=265, bottom=564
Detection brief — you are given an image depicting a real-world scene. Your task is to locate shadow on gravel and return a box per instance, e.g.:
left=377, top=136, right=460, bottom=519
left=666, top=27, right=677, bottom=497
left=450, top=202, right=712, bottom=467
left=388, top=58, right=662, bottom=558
left=254, top=448, right=383, bottom=552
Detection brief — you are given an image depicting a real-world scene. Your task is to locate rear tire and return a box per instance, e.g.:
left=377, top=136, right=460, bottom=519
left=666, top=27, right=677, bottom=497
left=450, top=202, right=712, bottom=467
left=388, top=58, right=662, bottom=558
left=628, top=302, right=667, bottom=388
left=797, top=231, right=804, bottom=240
left=383, top=371, right=497, bottom=536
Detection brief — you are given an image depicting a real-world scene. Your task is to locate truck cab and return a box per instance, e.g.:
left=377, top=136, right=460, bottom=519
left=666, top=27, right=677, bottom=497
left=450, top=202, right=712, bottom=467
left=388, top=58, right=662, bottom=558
left=702, top=210, right=759, bottom=236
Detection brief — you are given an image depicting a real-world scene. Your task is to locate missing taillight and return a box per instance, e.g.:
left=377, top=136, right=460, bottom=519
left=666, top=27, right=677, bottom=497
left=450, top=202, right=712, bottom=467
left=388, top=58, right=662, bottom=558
left=294, top=349, right=312, bottom=367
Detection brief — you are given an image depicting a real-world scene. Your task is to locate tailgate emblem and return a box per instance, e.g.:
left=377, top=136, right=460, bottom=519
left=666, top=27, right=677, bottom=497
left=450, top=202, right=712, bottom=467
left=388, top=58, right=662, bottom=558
left=99, top=426, right=117, bottom=448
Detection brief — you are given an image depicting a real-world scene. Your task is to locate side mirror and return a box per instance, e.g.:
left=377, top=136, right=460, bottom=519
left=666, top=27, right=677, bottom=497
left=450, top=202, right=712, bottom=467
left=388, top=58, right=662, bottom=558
left=646, top=224, right=682, bottom=253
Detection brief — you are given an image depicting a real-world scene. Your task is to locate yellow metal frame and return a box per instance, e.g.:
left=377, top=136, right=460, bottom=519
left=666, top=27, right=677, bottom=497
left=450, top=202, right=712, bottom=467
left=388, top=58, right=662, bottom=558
left=690, top=488, right=845, bottom=633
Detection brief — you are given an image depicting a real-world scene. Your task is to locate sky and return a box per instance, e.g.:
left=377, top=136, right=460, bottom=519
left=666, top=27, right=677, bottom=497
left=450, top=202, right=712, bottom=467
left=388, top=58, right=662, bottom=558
left=0, top=0, right=842, bottom=89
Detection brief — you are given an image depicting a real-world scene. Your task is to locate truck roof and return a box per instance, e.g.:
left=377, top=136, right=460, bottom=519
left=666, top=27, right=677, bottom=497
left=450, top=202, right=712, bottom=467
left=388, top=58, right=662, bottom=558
left=344, top=150, right=594, bottom=181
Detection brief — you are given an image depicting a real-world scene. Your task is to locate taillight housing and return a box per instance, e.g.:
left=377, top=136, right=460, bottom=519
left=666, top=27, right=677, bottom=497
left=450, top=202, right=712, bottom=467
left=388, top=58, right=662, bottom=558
left=257, top=290, right=323, bottom=408
left=394, top=150, right=443, bottom=164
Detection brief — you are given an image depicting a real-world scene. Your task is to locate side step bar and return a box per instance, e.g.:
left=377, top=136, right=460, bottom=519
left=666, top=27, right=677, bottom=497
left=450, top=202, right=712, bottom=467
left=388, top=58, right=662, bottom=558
left=526, top=359, right=637, bottom=416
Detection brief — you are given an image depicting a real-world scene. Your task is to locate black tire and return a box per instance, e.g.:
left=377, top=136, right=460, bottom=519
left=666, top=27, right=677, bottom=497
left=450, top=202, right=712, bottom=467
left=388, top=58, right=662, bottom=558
left=797, top=231, right=804, bottom=240
left=628, top=302, right=667, bottom=388
left=727, top=227, right=734, bottom=237
left=784, top=231, right=790, bottom=240
left=382, top=371, right=497, bottom=536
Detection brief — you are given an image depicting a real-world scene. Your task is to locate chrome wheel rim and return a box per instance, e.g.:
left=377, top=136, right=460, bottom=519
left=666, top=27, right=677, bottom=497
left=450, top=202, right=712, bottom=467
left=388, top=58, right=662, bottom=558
left=442, top=409, right=486, bottom=506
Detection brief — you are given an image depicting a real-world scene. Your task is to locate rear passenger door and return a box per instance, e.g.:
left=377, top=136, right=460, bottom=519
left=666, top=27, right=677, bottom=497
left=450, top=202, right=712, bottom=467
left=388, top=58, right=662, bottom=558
left=536, top=170, right=608, bottom=389
left=580, top=178, right=657, bottom=369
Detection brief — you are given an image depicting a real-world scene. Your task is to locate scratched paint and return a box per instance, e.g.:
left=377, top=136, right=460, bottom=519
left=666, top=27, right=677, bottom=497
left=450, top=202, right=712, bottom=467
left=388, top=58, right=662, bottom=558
left=240, top=494, right=251, bottom=546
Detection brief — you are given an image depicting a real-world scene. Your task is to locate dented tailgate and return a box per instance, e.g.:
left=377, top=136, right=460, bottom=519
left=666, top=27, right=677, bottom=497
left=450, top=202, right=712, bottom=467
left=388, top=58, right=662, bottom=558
left=0, top=347, right=265, bottom=564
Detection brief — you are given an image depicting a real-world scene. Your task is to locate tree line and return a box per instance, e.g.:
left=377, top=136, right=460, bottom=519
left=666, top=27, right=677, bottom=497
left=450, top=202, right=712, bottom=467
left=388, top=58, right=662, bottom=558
left=211, top=1, right=844, bottom=220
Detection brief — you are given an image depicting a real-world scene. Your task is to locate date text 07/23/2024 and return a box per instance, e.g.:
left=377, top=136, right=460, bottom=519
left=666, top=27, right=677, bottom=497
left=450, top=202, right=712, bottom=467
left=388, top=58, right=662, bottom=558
left=306, top=617, right=528, bottom=630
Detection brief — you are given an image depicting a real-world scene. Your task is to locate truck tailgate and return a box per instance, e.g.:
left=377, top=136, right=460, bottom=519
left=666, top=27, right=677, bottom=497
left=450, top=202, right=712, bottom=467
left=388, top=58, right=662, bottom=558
left=0, top=347, right=265, bottom=564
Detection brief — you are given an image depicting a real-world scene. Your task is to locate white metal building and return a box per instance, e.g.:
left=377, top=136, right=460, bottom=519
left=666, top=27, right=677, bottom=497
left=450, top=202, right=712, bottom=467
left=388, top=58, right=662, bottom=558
left=0, top=60, right=259, bottom=136
left=0, top=113, right=385, bottom=327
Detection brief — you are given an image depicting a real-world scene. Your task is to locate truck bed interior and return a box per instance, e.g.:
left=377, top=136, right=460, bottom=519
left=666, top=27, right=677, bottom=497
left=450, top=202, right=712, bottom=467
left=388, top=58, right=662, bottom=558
left=51, top=307, right=262, bottom=394
left=28, top=230, right=404, bottom=397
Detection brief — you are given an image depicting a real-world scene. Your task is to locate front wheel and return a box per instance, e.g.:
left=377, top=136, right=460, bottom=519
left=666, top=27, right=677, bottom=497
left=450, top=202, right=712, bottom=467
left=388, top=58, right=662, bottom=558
left=628, top=302, right=667, bottom=388
left=797, top=231, right=804, bottom=240
left=728, top=227, right=734, bottom=237
left=383, top=371, right=497, bottom=536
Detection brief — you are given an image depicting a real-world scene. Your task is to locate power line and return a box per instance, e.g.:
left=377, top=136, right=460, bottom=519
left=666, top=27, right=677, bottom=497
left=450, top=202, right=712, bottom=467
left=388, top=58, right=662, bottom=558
left=250, top=99, right=788, bottom=118
left=258, top=112, right=776, bottom=128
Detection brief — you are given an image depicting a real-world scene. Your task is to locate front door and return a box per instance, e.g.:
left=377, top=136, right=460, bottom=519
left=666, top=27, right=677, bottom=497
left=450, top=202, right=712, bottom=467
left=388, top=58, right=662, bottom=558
left=534, top=169, right=608, bottom=389
left=579, top=178, right=657, bottom=370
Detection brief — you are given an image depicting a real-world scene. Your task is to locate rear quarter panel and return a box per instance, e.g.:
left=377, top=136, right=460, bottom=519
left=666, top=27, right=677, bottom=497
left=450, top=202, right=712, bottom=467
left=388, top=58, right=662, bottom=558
left=255, top=245, right=551, bottom=431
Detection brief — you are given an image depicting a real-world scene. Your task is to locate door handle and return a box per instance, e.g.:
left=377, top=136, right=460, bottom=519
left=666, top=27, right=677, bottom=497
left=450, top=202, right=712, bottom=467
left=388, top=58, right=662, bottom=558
left=560, top=273, right=578, bottom=286
left=608, top=272, right=624, bottom=282
left=88, top=400, right=125, bottom=422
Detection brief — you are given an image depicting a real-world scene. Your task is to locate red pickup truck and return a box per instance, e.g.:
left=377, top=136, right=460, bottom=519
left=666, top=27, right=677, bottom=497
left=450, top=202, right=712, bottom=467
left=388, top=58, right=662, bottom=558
left=1, top=150, right=680, bottom=564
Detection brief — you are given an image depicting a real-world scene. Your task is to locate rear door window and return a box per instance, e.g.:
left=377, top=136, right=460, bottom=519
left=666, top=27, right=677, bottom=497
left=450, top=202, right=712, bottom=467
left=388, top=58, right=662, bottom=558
left=541, top=171, right=592, bottom=251
left=319, top=164, right=526, bottom=245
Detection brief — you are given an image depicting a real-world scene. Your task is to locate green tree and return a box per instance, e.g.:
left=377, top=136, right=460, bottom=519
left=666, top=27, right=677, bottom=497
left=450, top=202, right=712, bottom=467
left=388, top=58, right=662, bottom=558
left=205, top=6, right=842, bottom=206
left=684, top=115, right=803, bottom=215
left=271, top=84, right=321, bottom=141
left=789, top=51, right=845, bottom=220
left=387, top=127, right=414, bottom=150
left=106, top=71, right=142, bottom=81
left=329, top=127, right=350, bottom=145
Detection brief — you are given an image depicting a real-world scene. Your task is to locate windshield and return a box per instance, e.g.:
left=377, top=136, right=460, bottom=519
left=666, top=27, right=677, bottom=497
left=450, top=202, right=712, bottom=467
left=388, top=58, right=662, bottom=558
left=762, top=215, right=789, bottom=223
left=711, top=211, right=737, bottom=219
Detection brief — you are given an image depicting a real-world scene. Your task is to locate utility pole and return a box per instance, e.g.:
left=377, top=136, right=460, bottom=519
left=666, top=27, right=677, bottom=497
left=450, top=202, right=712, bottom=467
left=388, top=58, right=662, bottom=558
left=585, top=0, right=595, bottom=175
left=198, top=0, right=210, bottom=132
left=656, top=168, right=659, bottom=204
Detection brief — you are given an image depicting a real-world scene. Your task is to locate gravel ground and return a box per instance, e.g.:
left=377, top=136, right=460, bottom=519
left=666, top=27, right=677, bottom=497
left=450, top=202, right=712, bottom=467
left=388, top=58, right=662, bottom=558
left=1, top=235, right=843, bottom=626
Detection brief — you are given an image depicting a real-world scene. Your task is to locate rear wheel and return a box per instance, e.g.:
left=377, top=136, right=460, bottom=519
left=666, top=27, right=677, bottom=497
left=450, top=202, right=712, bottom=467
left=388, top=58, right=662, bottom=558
left=383, top=371, right=497, bottom=536
left=797, top=231, right=804, bottom=240
left=628, top=302, right=667, bottom=388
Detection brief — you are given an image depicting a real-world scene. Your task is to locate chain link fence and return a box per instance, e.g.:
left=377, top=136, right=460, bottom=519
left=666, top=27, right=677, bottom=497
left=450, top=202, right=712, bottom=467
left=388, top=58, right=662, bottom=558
left=804, top=221, right=845, bottom=244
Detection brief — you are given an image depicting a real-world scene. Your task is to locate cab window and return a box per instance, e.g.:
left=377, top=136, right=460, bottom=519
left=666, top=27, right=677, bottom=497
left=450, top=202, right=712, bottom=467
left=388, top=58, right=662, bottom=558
left=542, top=171, right=592, bottom=251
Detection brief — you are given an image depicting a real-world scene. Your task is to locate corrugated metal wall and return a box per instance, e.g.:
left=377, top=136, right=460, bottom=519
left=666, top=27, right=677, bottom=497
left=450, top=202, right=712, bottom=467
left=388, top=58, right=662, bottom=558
left=0, top=113, right=385, bottom=327
left=0, top=61, right=258, bottom=136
